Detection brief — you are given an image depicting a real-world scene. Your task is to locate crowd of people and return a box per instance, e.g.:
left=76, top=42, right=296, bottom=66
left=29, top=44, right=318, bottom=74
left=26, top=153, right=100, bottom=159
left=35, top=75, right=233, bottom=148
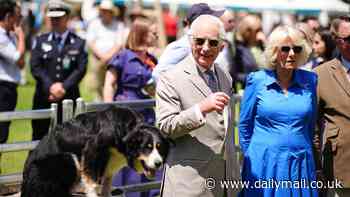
left=0, top=0, right=350, bottom=196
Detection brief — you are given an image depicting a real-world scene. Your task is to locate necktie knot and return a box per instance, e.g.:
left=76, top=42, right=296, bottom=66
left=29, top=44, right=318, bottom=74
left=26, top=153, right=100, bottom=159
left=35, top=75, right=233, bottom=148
left=205, top=69, right=218, bottom=92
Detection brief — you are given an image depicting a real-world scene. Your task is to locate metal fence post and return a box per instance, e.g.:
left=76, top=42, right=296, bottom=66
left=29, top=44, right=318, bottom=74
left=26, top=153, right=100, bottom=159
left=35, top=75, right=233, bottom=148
left=232, top=94, right=242, bottom=175
left=62, top=99, right=74, bottom=122
left=75, top=97, right=86, bottom=117
left=48, top=103, right=58, bottom=134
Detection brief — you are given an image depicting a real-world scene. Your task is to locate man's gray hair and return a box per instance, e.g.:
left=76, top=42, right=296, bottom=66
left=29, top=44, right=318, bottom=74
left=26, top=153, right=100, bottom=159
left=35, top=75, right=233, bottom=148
left=188, top=14, right=226, bottom=40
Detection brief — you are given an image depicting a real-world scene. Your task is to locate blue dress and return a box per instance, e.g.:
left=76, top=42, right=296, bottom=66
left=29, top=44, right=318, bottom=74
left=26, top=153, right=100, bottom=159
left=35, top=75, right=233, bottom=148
left=239, top=69, right=318, bottom=197
left=108, top=49, right=161, bottom=197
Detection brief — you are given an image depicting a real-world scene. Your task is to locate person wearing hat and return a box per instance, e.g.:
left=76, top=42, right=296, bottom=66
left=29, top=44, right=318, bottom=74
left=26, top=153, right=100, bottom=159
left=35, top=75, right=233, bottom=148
left=152, top=3, right=225, bottom=82
left=128, top=5, right=148, bottom=22
left=86, top=0, right=127, bottom=101
left=30, top=0, right=88, bottom=140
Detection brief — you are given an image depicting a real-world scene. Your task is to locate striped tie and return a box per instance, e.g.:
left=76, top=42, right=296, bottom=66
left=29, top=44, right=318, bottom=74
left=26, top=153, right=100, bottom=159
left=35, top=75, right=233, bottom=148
left=205, top=69, right=218, bottom=92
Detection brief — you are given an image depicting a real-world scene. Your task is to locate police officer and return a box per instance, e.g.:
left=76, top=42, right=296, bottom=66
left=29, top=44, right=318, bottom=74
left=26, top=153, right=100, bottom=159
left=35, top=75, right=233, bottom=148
left=30, top=0, right=87, bottom=140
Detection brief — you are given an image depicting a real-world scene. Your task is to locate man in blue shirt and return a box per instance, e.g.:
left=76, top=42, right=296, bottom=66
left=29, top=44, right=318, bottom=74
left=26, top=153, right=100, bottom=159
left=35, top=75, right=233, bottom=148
left=0, top=0, right=25, bottom=174
left=0, top=0, right=25, bottom=144
left=152, top=3, right=224, bottom=81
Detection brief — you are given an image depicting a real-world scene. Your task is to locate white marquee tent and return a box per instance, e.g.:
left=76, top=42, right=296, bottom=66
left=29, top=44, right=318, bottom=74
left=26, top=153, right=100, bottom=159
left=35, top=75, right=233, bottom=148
left=140, top=0, right=349, bottom=12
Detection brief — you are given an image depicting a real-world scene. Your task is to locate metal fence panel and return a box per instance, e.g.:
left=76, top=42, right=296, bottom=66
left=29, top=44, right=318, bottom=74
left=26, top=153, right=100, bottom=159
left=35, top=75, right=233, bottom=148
left=0, top=103, right=58, bottom=190
left=114, top=181, right=161, bottom=193
left=0, top=96, right=243, bottom=195
left=62, top=99, right=74, bottom=122
left=0, top=109, right=52, bottom=122
left=81, top=99, right=155, bottom=114
left=0, top=140, right=39, bottom=153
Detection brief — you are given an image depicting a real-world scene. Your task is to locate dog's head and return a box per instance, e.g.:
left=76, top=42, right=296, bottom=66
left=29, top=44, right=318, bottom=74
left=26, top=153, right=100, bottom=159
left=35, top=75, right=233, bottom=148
left=122, top=123, right=170, bottom=178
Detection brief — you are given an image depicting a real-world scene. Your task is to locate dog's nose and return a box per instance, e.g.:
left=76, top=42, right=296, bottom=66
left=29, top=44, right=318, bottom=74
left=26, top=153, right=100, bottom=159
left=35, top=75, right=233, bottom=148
left=155, top=161, right=162, bottom=168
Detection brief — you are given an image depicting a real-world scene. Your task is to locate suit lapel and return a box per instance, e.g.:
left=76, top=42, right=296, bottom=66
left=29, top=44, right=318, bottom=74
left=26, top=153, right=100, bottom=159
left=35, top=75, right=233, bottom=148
left=330, top=59, right=350, bottom=97
left=182, top=56, right=211, bottom=97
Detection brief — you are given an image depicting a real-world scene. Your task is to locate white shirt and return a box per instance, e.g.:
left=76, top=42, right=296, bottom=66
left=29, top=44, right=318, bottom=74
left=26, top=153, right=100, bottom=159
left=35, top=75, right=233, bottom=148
left=86, top=18, right=127, bottom=53
left=0, top=27, right=21, bottom=84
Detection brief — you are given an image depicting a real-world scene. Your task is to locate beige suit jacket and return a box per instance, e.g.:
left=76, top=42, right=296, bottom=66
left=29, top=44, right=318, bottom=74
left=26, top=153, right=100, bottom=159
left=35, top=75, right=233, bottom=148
left=156, top=55, right=239, bottom=197
left=314, top=58, right=350, bottom=187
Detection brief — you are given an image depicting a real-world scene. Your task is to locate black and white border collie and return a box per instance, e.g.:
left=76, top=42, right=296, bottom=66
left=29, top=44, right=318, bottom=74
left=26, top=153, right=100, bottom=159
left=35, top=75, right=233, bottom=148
left=21, top=106, right=170, bottom=197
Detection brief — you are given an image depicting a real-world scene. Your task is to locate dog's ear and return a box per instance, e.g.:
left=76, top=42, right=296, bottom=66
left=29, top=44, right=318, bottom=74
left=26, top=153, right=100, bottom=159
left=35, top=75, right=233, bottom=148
left=122, top=108, right=144, bottom=132
left=122, top=122, right=144, bottom=143
left=122, top=130, right=141, bottom=168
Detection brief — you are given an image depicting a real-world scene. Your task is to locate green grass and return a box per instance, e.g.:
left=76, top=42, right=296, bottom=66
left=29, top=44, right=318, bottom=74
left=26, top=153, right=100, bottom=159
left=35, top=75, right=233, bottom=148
left=1, top=58, right=95, bottom=175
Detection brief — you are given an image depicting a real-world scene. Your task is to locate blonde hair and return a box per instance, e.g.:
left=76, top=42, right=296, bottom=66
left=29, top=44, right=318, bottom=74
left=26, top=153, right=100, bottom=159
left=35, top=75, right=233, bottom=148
left=264, top=25, right=312, bottom=69
left=126, top=18, right=152, bottom=51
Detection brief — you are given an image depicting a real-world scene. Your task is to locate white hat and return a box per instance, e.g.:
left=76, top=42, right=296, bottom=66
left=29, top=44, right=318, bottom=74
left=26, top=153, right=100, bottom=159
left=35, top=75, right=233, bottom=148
left=46, top=0, right=71, bottom=18
left=99, top=0, right=119, bottom=16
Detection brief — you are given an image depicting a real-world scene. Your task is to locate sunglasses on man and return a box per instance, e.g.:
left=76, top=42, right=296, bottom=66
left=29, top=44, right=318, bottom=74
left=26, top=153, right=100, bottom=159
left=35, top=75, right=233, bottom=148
left=336, top=35, right=350, bottom=44
left=191, top=36, right=221, bottom=48
left=280, top=45, right=303, bottom=54
left=339, top=15, right=350, bottom=22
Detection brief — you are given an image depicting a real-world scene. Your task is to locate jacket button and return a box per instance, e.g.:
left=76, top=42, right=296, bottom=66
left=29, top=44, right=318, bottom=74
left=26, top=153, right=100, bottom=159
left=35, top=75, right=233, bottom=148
left=56, top=74, right=60, bottom=78
left=57, top=58, right=61, bottom=62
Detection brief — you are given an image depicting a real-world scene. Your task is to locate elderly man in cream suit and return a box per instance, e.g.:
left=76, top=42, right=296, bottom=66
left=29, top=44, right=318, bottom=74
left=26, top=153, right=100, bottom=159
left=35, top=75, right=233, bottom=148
left=156, top=15, right=239, bottom=197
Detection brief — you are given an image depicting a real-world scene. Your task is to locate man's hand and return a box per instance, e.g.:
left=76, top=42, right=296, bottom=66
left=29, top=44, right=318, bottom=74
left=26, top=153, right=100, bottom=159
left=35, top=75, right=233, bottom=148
left=49, top=82, right=66, bottom=100
left=199, top=92, right=230, bottom=115
left=13, top=23, right=25, bottom=69
left=48, top=94, right=59, bottom=102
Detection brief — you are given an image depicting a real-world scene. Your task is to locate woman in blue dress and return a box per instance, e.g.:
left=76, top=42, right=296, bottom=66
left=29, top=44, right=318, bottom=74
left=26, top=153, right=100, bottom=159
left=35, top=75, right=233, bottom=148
left=103, top=18, right=161, bottom=197
left=103, top=18, right=158, bottom=125
left=239, top=25, right=318, bottom=197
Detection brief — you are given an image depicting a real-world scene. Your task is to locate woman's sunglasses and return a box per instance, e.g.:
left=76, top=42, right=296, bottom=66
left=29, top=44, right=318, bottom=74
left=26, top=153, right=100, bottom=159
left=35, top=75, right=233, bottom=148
left=192, top=37, right=221, bottom=48
left=280, top=46, right=303, bottom=54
